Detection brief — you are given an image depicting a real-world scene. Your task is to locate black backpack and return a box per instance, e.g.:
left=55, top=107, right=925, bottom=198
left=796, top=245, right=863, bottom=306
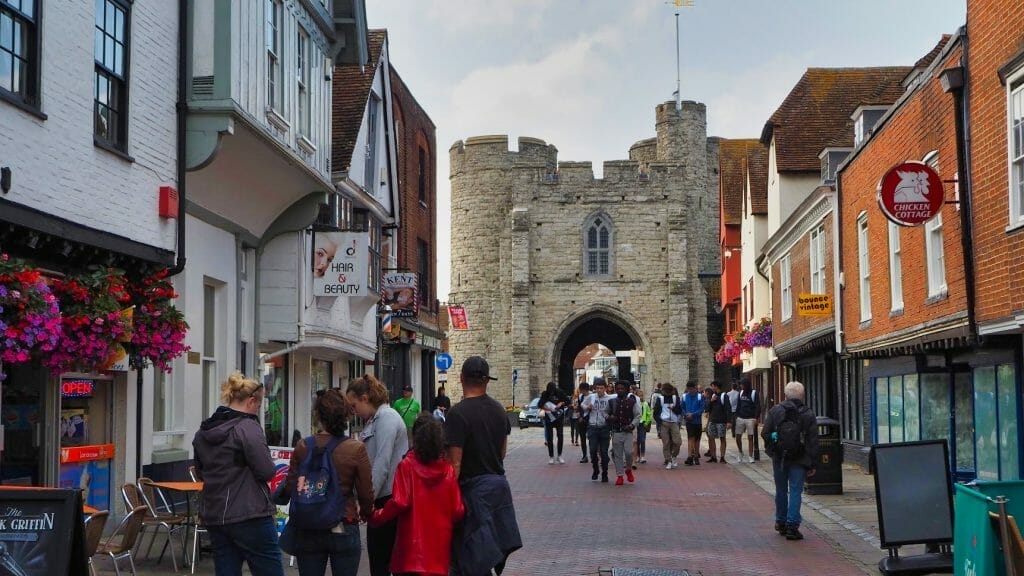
left=736, top=391, right=757, bottom=418
left=776, top=406, right=806, bottom=460
left=289, top=435, right=347, bottom=529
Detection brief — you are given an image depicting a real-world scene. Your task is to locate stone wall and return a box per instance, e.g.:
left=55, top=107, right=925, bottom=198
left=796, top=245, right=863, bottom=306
left=448, top=102, right=718, bottom=404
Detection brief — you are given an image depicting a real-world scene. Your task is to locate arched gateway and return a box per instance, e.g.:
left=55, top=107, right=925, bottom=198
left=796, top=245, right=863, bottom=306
left=447, top=101, right=722, bottom=405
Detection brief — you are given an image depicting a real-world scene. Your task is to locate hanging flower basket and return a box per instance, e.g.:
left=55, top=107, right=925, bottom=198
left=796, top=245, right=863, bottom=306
left=746, top=318, right=773, bottom=348
left=127, top=269, right=189, bottom=372
left=0, top=254, right=61, bottom=365
left=45, top=268, right=132, bottom=374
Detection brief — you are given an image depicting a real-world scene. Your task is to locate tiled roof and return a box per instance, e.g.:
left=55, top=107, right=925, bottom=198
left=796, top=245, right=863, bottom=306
left=914, top=35, right=953, bottom=70
left=760, top=67, right=912, bottom=172
left=719, top=139, right=760, bottom=225
left=746, top=143, right=769, bottom=215
left=332, top=29, right=388, bottom=173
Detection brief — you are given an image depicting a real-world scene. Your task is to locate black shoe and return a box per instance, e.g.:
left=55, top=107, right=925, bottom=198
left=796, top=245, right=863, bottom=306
left=581, top=457, right=589, bottom=464
left=775, top=522, right=786, bottom=535
left=684, top=457, right=694, bottom=466
left=704, top=450, right=711, bottom=457
left=601, top=474, right=609, bottom=483
left=694, top=457, right=701, bottom=465
left=592, top=471, right=599, bottom=481
left=632, top=464, right=638, bottom=470
left=706, top=457, right=718, bottom=463
left=785, top=526, right=804, bottom=540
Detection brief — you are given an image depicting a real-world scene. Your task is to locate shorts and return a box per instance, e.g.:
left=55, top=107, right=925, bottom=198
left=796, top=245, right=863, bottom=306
left=685, top=423, right=702, bottom=438
left=707, top=423, right=727, bottom=438
left=734, top=417, right=757, bottom=436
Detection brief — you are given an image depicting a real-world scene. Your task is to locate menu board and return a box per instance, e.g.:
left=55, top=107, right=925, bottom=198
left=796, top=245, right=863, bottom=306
left=0, top=488, right=87, bottom=575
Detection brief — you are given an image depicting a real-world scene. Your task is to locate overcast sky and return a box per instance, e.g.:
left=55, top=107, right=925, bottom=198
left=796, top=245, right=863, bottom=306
left=367, top=0, right=966, bottom=301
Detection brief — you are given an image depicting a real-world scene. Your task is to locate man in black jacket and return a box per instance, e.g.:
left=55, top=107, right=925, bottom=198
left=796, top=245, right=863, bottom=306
left=761, top=381, right=819, bottom=541
left=539, top=381, right=571, bottom=464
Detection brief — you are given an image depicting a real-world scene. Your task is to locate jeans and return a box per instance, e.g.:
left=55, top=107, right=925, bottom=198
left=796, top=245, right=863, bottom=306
left=587, top=425, right=610, bottom=475
left=577, top=419, right=589, bottom=457
left=293, top=524, right=361, bottom=576
left=636, top=423, right=647, bottom=456
left=544, top=417, right=564, bottom=457
left=207, top=516, right=284, bottom=576
left=367, top=497, right=398, bottom=576
left=611, top=431, right=633, bottom=476
left=772, top=458, right=807, bottom=527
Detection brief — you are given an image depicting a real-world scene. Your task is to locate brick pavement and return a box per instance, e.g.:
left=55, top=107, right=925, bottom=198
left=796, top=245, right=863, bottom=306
left=99, top=427, right=880, bottom=575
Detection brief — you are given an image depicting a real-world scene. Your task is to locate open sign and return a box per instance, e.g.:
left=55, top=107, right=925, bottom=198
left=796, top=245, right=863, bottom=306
left=61, top=380, right=94, bottom=398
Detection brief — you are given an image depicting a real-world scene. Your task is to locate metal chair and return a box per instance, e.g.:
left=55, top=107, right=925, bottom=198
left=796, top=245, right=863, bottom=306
left=94, top=505, right=147, bottom=576
left=84, top=510, right=109, bottom=576
left=122, top=481, right=188, bottom=572
left=185, top=466, right=208, bottom=574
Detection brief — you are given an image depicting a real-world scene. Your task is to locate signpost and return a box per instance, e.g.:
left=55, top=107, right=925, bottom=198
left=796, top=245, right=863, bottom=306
left=435, top=353, right=453, bottom=372
left=877, top=161, right=944, bottom=227
left=512, top=369, right=518, bottom=407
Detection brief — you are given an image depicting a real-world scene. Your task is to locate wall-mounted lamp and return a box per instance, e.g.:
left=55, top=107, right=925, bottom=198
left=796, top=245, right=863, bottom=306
left=724, top=247, right=741, bottom=259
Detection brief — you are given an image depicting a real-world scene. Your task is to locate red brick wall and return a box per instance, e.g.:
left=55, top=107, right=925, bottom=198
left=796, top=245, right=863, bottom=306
left=838, top=45, right=966, bottom=346
left=966, top=0, right=1024, bottom=325
left=390, top=69, right=439, bottom=323
left=772, top=212, right=835, bottom=347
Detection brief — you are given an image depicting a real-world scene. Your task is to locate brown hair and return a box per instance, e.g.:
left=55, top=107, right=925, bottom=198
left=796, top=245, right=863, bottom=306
left=346, top=374, right=390, bottom=407
left=412, top=413, right=444, bottom=464
left=220, top=372, right=262, bottom=405
left=314, top=389, right=351, bottom=436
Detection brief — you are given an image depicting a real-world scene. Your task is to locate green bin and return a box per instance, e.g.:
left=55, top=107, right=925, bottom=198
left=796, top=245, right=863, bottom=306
left=954, top=480, right=1024, bottom=576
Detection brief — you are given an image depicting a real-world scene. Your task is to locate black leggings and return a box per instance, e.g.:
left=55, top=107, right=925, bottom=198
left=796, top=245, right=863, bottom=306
left=577, top=420, right=589, bottom=457
left=545, top=418, right=564, bottom=457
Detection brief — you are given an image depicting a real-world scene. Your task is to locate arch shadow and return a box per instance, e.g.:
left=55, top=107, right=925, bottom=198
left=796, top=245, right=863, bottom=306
left=547, top=305, right=650, bottom=394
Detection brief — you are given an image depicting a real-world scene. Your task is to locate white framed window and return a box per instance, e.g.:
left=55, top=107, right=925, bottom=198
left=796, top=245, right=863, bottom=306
left=888, top=221, right=903, bottom=312
left=202, top=283, right=222, bottom=418
left=809, top=225, right=826, bottom=293
left=365, top=92, right=381, bottom=194
left=584, top=214, right=613, bottom=276
left=265, top=0, right=282, bottom=111
left=296, top=28, right=310, bottom=136
left=1009, top=71, right=1024, bottom=227
left=780, top=254, right=792, bottom=321
left=858, top=213, right=871, bottom=322
left=925, top=213, right=947, bottom=297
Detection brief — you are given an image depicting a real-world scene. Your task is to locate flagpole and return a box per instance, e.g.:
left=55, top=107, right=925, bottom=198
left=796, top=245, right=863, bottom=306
left=675, top=10, right=681, bottom=111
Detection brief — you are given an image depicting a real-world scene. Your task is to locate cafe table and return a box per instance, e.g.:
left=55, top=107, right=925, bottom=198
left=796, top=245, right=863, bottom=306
left=150, top=481, right=204, bottom=571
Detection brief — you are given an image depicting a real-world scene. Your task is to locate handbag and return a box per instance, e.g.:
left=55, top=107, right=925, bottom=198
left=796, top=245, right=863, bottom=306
left=278, top=520, right=297, bottom=556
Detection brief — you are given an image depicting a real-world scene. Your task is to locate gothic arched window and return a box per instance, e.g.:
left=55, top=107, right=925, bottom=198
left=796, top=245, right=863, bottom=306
left=584, top=214, right=613, bottom=277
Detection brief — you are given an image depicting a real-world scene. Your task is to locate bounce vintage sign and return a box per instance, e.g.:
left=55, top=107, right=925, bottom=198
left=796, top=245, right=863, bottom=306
left=876, top=161, right=944, bottom=227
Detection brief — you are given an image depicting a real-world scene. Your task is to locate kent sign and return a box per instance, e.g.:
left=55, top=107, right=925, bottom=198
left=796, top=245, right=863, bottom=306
left=877, top=161, right=944, bottom=227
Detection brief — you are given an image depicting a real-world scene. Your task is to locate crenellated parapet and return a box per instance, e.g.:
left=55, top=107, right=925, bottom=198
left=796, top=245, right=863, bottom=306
left=449, top=135, right=557, bottom=177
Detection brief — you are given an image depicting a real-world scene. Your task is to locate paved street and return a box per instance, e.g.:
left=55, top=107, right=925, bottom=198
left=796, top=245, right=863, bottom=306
left=98, top=426, right=887, bottom=576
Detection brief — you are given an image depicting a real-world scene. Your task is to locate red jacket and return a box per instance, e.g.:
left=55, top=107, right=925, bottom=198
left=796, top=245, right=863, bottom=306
left=370, top=452, right=465, bottom=575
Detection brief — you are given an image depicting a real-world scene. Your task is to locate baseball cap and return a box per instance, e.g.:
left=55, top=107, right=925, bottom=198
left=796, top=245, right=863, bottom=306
left=461, top=356, right=497, bottom=381
left=402, top=384, right=413, bottom=392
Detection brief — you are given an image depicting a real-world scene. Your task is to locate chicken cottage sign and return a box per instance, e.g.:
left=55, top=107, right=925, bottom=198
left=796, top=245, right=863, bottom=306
left=877, top=161, right=945, bottom=227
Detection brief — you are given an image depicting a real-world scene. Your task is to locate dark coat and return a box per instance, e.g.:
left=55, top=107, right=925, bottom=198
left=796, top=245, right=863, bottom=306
left=454, top=474, right=522, bottom=576
left=761, top=399, right=820, bottom=469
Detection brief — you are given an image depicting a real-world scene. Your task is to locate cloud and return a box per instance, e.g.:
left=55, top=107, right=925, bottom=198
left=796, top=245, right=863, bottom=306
left=422, top=0, right=551, bottom=33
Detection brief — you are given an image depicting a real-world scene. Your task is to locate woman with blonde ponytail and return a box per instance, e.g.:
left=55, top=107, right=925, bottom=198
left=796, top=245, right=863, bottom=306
left=193, top=372, right=283, bottom=576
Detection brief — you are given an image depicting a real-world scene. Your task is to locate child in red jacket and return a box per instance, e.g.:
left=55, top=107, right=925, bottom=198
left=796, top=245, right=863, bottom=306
left=370, top=412, right=465, bottom=576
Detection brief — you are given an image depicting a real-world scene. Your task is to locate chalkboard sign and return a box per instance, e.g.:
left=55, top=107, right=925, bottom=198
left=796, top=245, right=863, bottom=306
left=0, top=488, right=88, bottom=575
left=870, top=440, right=954, bottom=548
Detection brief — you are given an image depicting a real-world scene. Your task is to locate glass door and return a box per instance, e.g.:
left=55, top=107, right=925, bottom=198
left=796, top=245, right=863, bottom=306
left=0, top=364, right=48, bottom=486
left=953, top=371, right=975, bottom=481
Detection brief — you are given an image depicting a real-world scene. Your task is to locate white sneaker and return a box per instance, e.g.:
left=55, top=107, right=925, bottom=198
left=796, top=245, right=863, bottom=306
left=665, top=462, right=672, bottom=470
left=557, top=456, right=565, bottom=464
left=548, top=457, right=555, bottom=465
left=670, top=459, right=679, bottom=469
left=747, top=456, right=755, bottom=464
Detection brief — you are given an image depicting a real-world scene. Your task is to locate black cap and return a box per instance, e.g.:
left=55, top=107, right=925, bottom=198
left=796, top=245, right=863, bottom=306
left=461, top=356, right=497, bottom=381
left=402, top=384, right=413, bottom=392
left=592, top=376, right=606, bottom=387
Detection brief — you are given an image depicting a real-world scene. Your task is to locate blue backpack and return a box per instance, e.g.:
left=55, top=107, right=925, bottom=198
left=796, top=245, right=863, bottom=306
left=289, top=435, right=347, bottom=529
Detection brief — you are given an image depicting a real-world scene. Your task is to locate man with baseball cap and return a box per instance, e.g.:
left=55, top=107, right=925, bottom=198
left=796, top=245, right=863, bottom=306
left=446, top=356, right=522, bottom=575
left=392, top=383, right=421, bottom=445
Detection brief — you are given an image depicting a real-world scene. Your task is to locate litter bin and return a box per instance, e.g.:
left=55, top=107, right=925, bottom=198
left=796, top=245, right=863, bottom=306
left=954, top=480, right=1024, bottom=576
left=805, top=416, right=842, bottom=495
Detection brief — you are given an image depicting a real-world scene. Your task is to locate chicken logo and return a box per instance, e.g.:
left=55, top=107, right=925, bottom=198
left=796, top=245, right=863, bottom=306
left=893, top=170, right=931, bottom=203
left=877, top=161, right=944, bottom=227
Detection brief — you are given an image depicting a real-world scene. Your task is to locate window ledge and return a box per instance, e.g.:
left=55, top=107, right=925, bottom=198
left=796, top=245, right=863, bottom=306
left=889, top=307, right=904, bottom=318
left=297, top=134, right=317, bottom=155
left=859, top=318, right=872, bottom=330
left=0, top=91, right=46, bottom=121
left=926, top=290, right=949, bottom=305
left=266, top=107, right=291, bottom=132
left=1006, top=220, right=1024, bottom=235
left=94, top=138, right=135, bottom=163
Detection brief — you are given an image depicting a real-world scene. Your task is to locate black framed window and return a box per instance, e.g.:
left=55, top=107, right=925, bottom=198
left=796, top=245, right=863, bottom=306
left=417, top=239, right=430, bottom=307
left=417, top=146, right=427, bottom=203
left=94, top=0, right=129, bottom=149
left=0, top=0, right=39, bottom=108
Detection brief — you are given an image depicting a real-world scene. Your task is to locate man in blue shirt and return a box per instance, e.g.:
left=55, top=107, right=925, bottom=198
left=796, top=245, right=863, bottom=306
left=681, top=382, right=705, bottom=466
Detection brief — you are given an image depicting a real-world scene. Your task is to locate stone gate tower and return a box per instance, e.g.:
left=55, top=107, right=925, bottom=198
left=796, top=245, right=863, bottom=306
left=448, top=101, right=720, bottom=404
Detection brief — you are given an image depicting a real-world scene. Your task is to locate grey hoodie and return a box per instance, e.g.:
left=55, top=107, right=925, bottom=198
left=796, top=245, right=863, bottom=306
left=192, top=406, right=276, bottom=526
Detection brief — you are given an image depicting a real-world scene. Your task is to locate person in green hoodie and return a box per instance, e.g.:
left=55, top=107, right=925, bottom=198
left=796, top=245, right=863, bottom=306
left=392, top=384, right=421, bottom=445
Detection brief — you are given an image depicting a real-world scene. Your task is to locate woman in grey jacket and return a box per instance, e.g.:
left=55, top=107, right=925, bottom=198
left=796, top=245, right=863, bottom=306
left=345, top=375, right=409, bottom=576
left=192, top=372, right=283, bottom=576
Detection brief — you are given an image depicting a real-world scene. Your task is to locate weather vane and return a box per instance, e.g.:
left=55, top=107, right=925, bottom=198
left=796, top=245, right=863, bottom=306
left=666, top=0, right=695, bottom=110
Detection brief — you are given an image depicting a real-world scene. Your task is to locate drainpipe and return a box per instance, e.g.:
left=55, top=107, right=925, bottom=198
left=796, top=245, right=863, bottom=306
left=939, top=32, right=977, bottom=342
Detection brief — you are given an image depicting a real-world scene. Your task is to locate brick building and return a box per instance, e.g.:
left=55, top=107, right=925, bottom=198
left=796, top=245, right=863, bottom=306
left=388, top=65, right=444, bottom=410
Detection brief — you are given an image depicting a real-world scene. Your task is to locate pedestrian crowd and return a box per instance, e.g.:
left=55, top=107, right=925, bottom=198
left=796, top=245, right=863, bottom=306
left=548, top=375, right=819, bottom=543
left=192, top=356, right=521, bottom=576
